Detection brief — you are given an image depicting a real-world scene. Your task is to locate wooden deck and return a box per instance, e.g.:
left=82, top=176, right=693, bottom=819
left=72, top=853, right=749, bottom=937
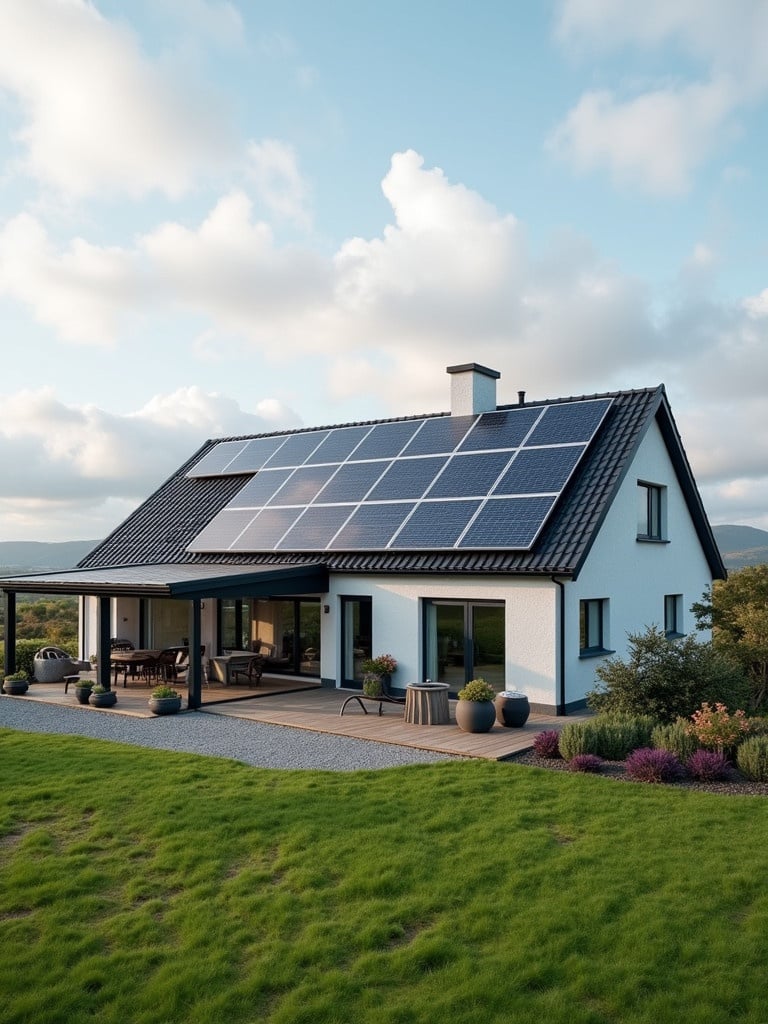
left=12, top=676, right=588, bottom=760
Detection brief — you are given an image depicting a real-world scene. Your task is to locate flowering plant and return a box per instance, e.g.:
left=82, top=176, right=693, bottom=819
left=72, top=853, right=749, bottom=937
left=687, top=702, right=749, bottom=753
left=361, top=654, right=398, bottom=676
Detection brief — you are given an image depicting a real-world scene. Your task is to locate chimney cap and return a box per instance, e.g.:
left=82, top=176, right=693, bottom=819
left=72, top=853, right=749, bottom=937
left=446, top=362, right=501, bottom=380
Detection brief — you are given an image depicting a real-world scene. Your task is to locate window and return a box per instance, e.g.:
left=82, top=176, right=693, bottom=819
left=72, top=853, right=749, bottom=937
left=637, top=482, right=664, bottom=540
left=580, top=598, right=608, bottom=655
left=341, top=597, right=372, bottom=686
left=423, top=600, right=505, bottom=692
left=664, top=594, right=684, bottom=637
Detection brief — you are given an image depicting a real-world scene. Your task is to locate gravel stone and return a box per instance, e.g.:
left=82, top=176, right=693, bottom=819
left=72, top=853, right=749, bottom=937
left=0, top=697, right=462, bottom=771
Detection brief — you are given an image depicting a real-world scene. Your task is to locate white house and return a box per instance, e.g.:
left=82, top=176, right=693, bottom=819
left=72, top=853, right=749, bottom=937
left=1, top=364, right=724, bottom=714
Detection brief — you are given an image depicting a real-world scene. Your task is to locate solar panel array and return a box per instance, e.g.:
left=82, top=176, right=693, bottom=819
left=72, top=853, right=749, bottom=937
left=186, top=398, right=612, bottom=553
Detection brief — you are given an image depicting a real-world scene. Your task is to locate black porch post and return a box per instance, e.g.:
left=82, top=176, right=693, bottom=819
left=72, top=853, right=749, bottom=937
left=98, top=596, right=112, bottom=690
left=188, top=598, right=202, bottom=710
left=3, top=591, right=16, bottom=677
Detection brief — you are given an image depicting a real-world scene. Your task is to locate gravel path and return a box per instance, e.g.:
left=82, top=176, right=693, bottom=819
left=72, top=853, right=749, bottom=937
left=0, top=698, right=461, bottom=771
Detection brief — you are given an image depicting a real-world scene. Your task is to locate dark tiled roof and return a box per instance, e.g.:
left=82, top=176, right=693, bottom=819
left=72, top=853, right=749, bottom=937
left=79, top=386, right=725, bottom=579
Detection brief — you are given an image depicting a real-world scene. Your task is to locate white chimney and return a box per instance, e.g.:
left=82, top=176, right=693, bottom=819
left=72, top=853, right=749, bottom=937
left=446, top=363, right=500, bottom=416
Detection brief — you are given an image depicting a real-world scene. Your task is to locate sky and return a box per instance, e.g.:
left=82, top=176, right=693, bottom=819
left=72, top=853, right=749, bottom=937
left=0, top=0, right=767, bottom=543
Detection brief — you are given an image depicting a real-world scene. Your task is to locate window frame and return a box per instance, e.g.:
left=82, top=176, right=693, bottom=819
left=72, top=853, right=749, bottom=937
left=637, top=481, right=666, bottom=541
left=579, top=598, right=611, bottom=657
left=664, top=593, right=684, bottom=638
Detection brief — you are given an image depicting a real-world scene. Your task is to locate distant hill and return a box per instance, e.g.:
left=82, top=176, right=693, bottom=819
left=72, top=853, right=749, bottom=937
left=713, top=525, right=768, bottom=570
left=0, top=540, right=100, bottom=575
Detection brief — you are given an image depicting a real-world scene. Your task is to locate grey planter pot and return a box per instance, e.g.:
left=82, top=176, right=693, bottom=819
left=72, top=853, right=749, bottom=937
left=74, top=685, right=93, bottom=705
left=494, top=694, right=530, bottom=728
left=2, top=679, right=29, bottom=696
left=455, top=699, right=496, bottom=733
left=149, top=696, right=182, bottom=716
left=89, top=690, right=118, bottom=708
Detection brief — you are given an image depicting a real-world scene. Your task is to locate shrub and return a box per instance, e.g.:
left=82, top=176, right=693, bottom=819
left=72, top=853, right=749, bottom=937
left=587, top=625, right=749, bottom=722
left=4, top=670, right=28, bottom=682
left=457, top=678, right=495, bottom=702
left=688, top=702, right=750, bottom=753
left=686, top=749, right=733, bottom=782
left=625, top=748, right=684, bottom=784
left=533, top=730, right=561, bottom=759
left=151, top=685, right=180, bottom=699
left=652, top=718, right=700, bottom=762
left=746, top=717, right=768, bottom=737
left=558, top=722, right=599, bottom=760
left=736, top=736, right=768, bottom=782
left=568, top=754, right=603, bottom=773
left=558, top=714, right=657, bottom=761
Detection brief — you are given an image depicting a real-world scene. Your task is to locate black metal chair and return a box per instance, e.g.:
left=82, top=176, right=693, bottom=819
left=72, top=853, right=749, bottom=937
left=339, top=676, right=406, bottom=717
left=230, top=655, right=264, bottom=688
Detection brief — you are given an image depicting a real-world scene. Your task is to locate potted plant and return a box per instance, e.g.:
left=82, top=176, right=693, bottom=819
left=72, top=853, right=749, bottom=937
left=73, top=680, right=93, bottom=704
left=89, top=683, right=117, bottom=708
left=455, top=678, right=497, bottom=733
left=149, top=685, right=182, bottom=715
left=361, top=654, right=397, bottom=691
left=2, top=670, right=29, bottom=696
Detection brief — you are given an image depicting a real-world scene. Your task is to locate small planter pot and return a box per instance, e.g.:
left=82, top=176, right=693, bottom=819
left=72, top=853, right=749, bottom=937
left=89, top=690, right=118, bottom=708
left=494, top=692, right=530, bottom=728
left=74, top=685, right=93, bottom=705
left=455, top=699, right=496, bottom=734
left=2, top=678, right=29, bottom=696
left=149, top=696, right=182, bottom=716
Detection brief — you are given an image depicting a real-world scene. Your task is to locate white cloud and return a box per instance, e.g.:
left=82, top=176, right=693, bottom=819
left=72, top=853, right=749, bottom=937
left=246, top=139, right=312, bottom=227
left=551, top=0, right=768, bottom=193
left=0, top=385, right=300, bottom=539
left=0, top=0, right=236, bottom=199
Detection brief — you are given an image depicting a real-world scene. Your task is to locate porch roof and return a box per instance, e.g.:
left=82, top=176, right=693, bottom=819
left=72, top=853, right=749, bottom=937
left=0, top=561, right=329, bottom=600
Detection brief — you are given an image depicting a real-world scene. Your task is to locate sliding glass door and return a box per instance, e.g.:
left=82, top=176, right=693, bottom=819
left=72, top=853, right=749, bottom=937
left=424, top=600, right=505, bottom=693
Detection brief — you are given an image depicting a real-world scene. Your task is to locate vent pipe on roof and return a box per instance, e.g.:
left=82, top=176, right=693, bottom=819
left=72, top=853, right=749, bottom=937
left=518, top=390, right=526, bottom=405
left=446, top=363, right=500, bottom=416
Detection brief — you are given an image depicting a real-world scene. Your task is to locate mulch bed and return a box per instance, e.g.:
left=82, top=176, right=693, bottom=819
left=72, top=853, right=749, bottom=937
left=508, top=749, right=768, bottom=797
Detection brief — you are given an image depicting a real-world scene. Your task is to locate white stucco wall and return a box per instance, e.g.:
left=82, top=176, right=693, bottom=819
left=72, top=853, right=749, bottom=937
left=564, top=417, right=714, bottom=706
left=325, top=573, right=558, bottom=708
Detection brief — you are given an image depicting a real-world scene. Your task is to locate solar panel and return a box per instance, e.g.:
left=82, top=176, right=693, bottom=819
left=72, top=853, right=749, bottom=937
left=224, top=436, right=287, bottom=474
left=426, top=452, right=512, bottom=499
left=228, top=468, right=294, bottom=508
left=459, top=496, right=557, bottom=549
left=393, top=500, right=482, bottom=548
left=263, top=430, right=329, bottom=468
left=494, top=445, right=585, bottom=496
left=350, top=419, right=423, bottom=460
left=229, top=507, right=301, bottom=551
left=185, top=396, right=613, bottom=553
left=185, top=440, right=248, bottom=478
left=186, top=508, right=257, bottom=551
left=277, top=504, right=356, bottom=550
left=401, top=415, right=476, bottom=456
left=458, top=407, right=542, bottom=451
left=304, top=425, right=371, bottom=464
left=527, top=398, right=611, bottom=445
left=366, top=457, right=446, bottom=501
left=329, top=502, right=416, bottom=550
left=315, top=460, right=391, bottom=504
left=265, top=464, right=337, bottom=506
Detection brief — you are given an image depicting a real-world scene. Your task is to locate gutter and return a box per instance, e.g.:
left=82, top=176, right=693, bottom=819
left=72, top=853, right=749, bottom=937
left=551, top=576, right=568, bottom=716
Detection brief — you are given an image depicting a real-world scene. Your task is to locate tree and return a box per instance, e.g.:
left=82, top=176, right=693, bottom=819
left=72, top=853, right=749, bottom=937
left=587, top=625, right=749, bottom=722
left=693, top=565, right=768, bottom=711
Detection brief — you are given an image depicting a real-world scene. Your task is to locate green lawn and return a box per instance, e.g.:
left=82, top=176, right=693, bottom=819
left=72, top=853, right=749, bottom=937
left=2, top=728, right=768, bottom=1024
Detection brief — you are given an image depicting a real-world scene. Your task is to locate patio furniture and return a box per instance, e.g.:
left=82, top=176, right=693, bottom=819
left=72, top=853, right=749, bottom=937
left=253, top=640, right=292, bottom=673
left=63, top=674, right=80, bottom=694
left=404, top=682, right=450, bottom=725
left=110, top=649, right=160, bottom=687
left=229, top=655, right=264, bottom=687
left=339, top=676, right=406, bottom=717
left=110, top=638, right=135, bottom=651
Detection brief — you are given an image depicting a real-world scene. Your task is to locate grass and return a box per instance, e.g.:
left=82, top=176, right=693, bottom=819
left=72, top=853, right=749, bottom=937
left=2, top=729, right=768, bottom=1024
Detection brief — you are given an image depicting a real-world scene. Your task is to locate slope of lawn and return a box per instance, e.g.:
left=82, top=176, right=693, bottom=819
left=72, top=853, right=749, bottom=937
left=2, top=727, right=768, bottom=1024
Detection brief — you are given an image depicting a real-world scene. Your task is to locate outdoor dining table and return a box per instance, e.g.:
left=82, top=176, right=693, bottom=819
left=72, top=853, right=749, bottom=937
left=110, top=649, right=161, bottom=687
